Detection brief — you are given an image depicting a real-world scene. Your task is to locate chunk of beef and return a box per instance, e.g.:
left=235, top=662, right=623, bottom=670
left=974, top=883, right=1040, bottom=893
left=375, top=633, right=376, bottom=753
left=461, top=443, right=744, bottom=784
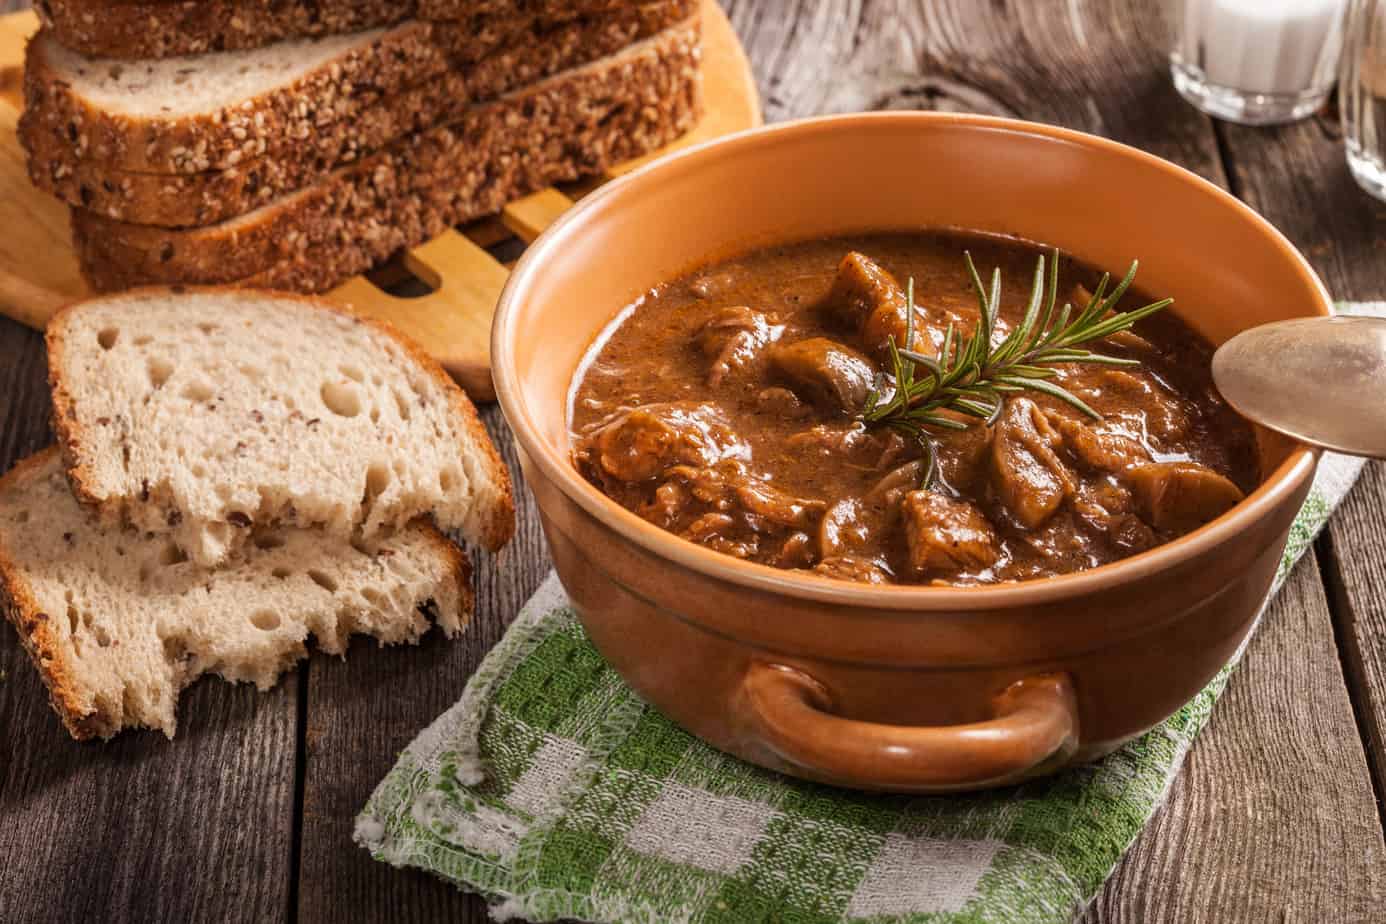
left=755, top=386, right=811, bottom=418
left=575, top=402, right=748, bottom=485
left=820, top=252, right=945, bottom=357
left=640, top=462, right=826, bottom=564
left=934, top=414, right=995, bottom=494
left=1070, top=479, right=1157, bottom=554
left=901, top=490, right=1001, bottom=575
left=649, top=462, right=826, bottom=530
left=819, top=498, right=880, bottom=559
left=695, top=306, right=778, bottom=387
left=1051, top=416, right=1148, bottom=473
left=769, top=337, right=876, bottom=414
left=812, top=555, right=892, bottom=584
left=1126, top=462, right=1244, bottom=532
left=990, top=397, right=1075, bottom=529
left=786, top=421, right=881, bottom=467
left=1066, top=369, right=1191, bottom=446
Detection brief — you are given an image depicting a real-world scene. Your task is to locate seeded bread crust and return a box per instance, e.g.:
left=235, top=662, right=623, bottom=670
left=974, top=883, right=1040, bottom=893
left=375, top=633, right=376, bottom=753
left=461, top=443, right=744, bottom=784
left=72, top=20, right=703, bottom=292
left=46, top=290, right=517, bottom=557
left=19, top=0, right=630, bottom=175
left=35, top=0, right=629, bottom=59
left=0, top=449, right=475, bottom=740
left=25, top=2, right=692, bottom=227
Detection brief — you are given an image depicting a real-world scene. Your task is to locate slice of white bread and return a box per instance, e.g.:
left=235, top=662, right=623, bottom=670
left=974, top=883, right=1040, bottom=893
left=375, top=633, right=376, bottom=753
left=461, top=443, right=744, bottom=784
left=24, top=2, right=691, bottom=226
left=34, top=0, right=628, bottom=59
left=0, top=449, right=474, bottom=740
left=47, top=289, right=515, bottom=567
left=71, top=19, right=703, bottom=292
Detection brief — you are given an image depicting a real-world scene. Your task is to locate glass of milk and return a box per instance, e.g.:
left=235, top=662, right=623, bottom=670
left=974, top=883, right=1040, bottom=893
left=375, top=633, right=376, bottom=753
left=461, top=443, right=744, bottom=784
left=1342, top=0, right=1386, bottom=201
left=1170, top=0, right=1349, bottom=125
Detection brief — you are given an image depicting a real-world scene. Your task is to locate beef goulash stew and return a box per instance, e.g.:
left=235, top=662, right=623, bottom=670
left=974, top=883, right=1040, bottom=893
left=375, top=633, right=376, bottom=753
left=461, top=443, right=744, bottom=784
left=569, top=232, right=1259, bottom=586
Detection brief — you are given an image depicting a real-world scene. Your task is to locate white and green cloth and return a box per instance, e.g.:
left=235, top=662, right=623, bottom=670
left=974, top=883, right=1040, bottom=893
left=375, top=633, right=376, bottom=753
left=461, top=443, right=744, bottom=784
left=357, top=304, right=1380, bottom=924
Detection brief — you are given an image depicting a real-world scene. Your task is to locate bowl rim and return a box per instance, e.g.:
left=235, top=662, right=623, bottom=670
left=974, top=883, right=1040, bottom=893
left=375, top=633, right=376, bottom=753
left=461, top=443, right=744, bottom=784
left=492, top=110, right=1328, bottom=611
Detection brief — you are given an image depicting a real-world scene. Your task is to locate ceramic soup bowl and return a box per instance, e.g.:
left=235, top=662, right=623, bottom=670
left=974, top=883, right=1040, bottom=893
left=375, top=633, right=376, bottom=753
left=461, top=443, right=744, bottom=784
left=491, top=112, right=1327, bottom=793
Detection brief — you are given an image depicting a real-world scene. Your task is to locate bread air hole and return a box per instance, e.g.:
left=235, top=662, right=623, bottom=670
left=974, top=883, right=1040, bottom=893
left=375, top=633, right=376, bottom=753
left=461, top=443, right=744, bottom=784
left=359, top=587, right=387, bottom=608
left=97, top=327, right=119, bottom=350
left=272, top=567, right=292, bottom=580
left=159, top=542, right=188, bottom=567
left=253, top=533, right=286, bottom=550
left=340, top=364, right=365, bottom=382
left=321, top=381, right=362, bottom=418
left=147, top=356, right=174, bottom=388
left=250, top=610, right=281, bottom=631
left=440, top=467, right=460, bottom=493
left=198, top=323, right=218, bottom=335
left=181, top=381, right=214, bottom=403
left=307, top=569, right=338, bottom=593
left=365, top=463, right=391, bottom=504
left=394, top=390, right=411, bottom=421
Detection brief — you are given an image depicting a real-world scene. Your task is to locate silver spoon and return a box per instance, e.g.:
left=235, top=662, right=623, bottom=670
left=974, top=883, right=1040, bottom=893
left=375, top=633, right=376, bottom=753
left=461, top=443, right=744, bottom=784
left=1212, top=316, right=1386, bottom=458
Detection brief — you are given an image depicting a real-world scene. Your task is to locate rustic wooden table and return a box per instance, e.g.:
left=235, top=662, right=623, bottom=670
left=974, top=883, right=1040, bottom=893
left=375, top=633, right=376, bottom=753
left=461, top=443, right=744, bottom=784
left=3, top=2, right=1386, bottom=921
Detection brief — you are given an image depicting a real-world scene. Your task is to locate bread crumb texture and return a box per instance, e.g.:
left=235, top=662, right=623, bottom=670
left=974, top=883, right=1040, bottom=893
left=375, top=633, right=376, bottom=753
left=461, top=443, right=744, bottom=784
left=48, top=289, right=513, bottom=567
left=0, top=450, right=469, bottom=739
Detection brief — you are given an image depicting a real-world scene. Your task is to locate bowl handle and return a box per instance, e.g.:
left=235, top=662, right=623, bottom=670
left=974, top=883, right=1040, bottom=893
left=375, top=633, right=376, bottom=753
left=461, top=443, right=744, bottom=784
left=742, top=663, right=1079, bottom=790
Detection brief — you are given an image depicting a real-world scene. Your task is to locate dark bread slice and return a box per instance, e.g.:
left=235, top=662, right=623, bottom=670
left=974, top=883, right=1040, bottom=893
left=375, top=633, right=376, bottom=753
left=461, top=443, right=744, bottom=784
left=71, top=19, right=703, bottom=292
left=24, top=2, right=692, bottom=227
left=19, top=0, right=632, bottom=175
left=0, top=448, right=474, bottom=740
left=33, top=0, right=628, bottom=59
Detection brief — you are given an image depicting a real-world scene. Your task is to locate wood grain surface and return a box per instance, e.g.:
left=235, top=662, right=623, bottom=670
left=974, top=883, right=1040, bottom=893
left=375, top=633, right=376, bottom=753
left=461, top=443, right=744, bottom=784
left=2, top=2, right=1385, bottom=923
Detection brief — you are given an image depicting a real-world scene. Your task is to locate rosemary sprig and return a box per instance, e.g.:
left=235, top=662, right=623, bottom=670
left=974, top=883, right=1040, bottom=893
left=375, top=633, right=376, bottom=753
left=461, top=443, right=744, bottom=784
left=860, top=250, right=1172, bottom=487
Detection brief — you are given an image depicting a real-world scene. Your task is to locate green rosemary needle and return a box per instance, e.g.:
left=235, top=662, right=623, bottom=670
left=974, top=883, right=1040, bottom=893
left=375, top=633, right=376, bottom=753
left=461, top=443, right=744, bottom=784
left=859, top=250, right=1172, bottom=488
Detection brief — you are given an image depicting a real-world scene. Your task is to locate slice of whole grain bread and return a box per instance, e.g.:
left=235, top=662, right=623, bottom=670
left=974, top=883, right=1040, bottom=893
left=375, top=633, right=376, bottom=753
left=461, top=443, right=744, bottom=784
left=71, top=19, right=703, bottom=292
left=19, top=0, right=633, bottom=175
left=0, top=448, right=473, bottom=740
left=25, top=2, right=692, bottom=227
left=46, top=289, right=515, bottom=567
left=34, top=0, right=630, bottom=59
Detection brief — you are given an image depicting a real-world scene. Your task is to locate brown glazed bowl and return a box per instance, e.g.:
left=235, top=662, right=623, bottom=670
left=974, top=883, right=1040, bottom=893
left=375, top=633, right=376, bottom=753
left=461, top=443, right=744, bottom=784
left=491, top=112, right=1329, bottom=793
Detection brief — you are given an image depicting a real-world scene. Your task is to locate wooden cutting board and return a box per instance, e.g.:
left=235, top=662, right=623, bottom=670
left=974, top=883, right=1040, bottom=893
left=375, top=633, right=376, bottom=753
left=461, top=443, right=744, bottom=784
left=0, top=1, right=761, bottom=400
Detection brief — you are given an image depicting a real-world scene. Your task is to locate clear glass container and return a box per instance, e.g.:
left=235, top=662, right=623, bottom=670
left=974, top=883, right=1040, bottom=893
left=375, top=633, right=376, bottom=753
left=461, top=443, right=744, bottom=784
left=1342, top=0, right=1386, bottom=201
left=1169, top=0, right=1349, bottom=125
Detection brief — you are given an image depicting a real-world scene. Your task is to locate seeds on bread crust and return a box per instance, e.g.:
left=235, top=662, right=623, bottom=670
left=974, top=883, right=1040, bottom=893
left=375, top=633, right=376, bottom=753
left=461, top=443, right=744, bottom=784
left=23, top=2, right=692, bottom=226
left=34, top=0, right=630, bottom=59
left=71, top=20, right=703, bottom=291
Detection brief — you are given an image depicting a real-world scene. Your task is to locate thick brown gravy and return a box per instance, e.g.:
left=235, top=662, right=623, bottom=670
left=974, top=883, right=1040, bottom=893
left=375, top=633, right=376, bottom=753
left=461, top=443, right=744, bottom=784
left=569, top=231, right=1259, bottom=585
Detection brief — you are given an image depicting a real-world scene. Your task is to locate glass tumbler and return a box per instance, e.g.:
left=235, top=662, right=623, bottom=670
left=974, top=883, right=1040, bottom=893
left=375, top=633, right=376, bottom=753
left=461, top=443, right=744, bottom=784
left=1169, top=0, right=1349, bottom=125
left=1342, top=0, right=1386, bottom=201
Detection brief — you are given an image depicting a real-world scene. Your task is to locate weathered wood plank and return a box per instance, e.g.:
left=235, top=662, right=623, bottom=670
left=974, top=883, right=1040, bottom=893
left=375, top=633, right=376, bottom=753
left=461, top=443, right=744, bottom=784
left=1081, top=552, right=1386, bottom=922
left=1322, top=462, right=1386, bottom=799
left=296, top=407, right=548, bottom=924
left=1214, top=107, right=1386, bottom=800
left=722, top=0, right=1226, bottom=182
left=0, top=318, right=300, bottom=924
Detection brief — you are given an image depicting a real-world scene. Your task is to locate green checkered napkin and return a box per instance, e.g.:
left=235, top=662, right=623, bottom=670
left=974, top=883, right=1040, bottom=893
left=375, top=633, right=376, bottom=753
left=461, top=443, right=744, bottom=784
left=358, top=304, right=1381, bottom=924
